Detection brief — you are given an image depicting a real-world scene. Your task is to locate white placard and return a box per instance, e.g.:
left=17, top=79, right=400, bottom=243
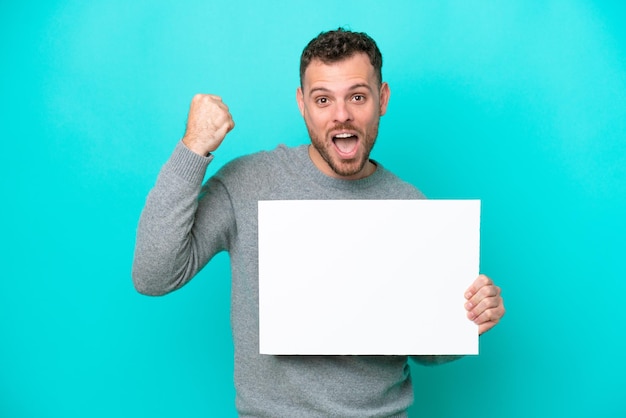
left=258, top=200, right=480, bottom=355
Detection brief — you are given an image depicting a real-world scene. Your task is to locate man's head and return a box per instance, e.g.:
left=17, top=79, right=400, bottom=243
left=297, top=29, right=390, bottom=180
left=300, top=28, right=383, bottom=88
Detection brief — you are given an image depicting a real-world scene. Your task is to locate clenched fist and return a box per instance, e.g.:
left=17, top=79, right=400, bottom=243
left=182, top=94, right=235, bottom=156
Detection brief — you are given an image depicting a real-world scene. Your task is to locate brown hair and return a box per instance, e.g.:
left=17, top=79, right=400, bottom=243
left=299, top=28, right=383, bottom=86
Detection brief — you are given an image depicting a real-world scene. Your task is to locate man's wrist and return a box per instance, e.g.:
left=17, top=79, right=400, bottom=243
left=182, top=137, right=213, bottom=157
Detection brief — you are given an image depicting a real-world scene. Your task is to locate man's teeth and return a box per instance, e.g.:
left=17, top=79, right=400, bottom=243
left=335, top=133, right=354, bottom=138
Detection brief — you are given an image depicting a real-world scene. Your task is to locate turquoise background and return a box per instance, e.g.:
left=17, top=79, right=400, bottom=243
left=1, top=1, right=625, bottom=417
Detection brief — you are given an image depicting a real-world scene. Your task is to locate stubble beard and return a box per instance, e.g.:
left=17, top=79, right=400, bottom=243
left=307, top=122, right=379, bottom=178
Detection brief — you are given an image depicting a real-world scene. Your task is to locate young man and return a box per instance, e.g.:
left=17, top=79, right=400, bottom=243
left=133, top=29, right=505, bottom=417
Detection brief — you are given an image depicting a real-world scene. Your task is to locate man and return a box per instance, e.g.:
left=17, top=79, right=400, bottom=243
left=133, top=28, right=505, bottom=417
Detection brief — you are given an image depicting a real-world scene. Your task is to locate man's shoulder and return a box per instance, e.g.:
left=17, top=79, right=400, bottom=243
left=236, top=143, right=305, bottom=163
left=374, top=163, right=426, bottom=199
left=215, top=143, right=307, bottom=182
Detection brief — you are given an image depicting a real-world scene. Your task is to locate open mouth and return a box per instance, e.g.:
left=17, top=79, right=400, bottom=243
left=332, top=132, right=360, bottom=158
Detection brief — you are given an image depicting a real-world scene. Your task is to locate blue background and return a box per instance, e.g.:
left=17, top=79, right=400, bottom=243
left=1, top=1, right=625, bottom=417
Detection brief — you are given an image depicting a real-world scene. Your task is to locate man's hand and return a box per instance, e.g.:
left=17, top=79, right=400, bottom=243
left=464, top=274, right=505, bottom=335
left=182, top=94, right=235, bottom=156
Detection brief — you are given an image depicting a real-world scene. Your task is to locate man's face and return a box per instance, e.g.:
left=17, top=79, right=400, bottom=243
left=297, top=53, right=390, bottom=180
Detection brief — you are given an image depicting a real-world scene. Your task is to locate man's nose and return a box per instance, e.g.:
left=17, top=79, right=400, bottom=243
left=333, top=101, right=353, bottom=123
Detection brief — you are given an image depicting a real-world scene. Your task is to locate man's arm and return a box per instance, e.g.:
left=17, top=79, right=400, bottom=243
left=132, top=95, right=235, bottom=295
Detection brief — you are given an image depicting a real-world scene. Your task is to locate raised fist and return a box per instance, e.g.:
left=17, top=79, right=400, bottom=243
left=182, top=94, right=235, bottom=156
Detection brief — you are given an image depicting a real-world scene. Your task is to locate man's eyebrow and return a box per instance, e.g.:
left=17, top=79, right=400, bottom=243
left=308, top=86, right=331, bottom=96
left=348, top=83, right=374, bottom=92
left=308, top=83, right=374, bottom=97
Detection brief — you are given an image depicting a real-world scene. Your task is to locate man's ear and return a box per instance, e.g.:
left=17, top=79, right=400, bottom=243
left=379, top=82, right=390, bottom=116
left=296, top=87, right=305, bottom=116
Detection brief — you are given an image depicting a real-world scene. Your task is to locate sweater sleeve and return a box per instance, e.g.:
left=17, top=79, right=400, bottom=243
left=132, top=141, right=236, bottom=296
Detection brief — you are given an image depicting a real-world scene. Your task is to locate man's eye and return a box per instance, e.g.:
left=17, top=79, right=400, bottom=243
left=316, top=97, right=328, bottom=105
left=353, top=95, right=365, bottom=102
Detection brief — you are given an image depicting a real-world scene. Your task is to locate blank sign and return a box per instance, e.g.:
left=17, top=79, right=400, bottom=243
left=258, top=200, right=480, bottom=355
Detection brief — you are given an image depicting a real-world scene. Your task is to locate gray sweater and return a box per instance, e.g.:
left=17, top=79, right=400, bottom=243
left=133, top=142, right=436, bottom=417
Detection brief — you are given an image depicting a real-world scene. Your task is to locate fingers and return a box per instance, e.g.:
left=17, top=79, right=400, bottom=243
left=464, top=274, right=505, bottom=335
left=464, top=274, right=492, bottom=299
left=183, top=94, right=235, bottom=156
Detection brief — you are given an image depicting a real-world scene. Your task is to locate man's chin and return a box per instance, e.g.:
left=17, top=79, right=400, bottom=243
left=329, top=158, right=369, bottom=178
left=310, top=141, right=371, bottom=178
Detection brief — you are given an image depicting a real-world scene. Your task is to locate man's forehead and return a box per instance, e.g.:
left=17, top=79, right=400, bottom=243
left=302, top=53, right=377, bottom=90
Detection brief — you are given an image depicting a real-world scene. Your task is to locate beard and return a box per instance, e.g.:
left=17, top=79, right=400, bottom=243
left=307, top=121, right=379, bottom=178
